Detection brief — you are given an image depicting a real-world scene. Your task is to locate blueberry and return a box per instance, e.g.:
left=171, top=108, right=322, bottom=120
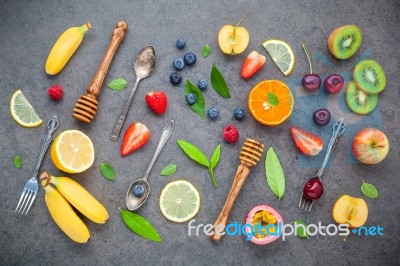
left=234, top=107, right=245, bottom=120
left=207, top=107, right=219, bottom=120
left=184, top=52, right=196, bottom=66
left=186, top=93, right=197, bottom=105
left=198, top=79, right=208, bottom=91
left=173, top=57, right=185, bottom=70
left=176, top=38, right=186, bottom=49
left=132, top=184, right=145, bottom=197
left=170, top=72, right=182, bottom=85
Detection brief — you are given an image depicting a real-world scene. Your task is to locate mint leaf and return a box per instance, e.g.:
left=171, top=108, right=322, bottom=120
left=184, top=80, right=205, bottom=118
left=177, top=140, right=209, bottom=167
left=13, top=155, right=22, bottom=169
left=202, top=44, right=211, bottom=58
left=361, top=181, right=378, bottom=199
left=294, top=220, right=309, bottom=239
left=100, top=162, right=115, bottom=181
left=119, top=208, right=162, bottom=242
left=265, top=147, right=285, bottom=199
left=268, top=92, right=279, bottom=106
left=211, top=64, right=231, bottom=98
left=108, top=78, right=127, bottom=91
left=210, top=144, right=221, bottom=170
left=160, top=164, right=177, bottom=176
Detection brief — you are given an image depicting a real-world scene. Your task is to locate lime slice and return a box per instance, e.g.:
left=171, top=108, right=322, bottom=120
left=10, top=90, right=43, bottom=127
left=159, top=180, right=200, bottom=223
left=262, top=39, right=295, bottom=76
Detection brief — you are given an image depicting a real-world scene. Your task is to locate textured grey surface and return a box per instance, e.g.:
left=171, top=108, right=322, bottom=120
left=0, top=0, right=399, bottom=265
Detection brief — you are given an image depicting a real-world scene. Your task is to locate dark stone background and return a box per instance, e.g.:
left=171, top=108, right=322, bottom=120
left=0, top=0, right=399, bottom=265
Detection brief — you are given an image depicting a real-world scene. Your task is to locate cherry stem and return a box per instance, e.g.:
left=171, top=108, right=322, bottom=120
left=302, top=43, right=313, bottom=74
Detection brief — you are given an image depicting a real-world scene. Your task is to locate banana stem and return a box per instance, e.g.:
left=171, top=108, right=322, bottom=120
left=302, top=43, right=313, bottom=74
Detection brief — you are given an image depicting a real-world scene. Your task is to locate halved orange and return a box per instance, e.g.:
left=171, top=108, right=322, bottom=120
left=248, top=80, right=294, bottom=126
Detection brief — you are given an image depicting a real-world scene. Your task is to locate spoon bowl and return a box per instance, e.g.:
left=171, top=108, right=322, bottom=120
left=125, top=120, right=175, bottom=211
left=126, top=179, right=150, bottom=211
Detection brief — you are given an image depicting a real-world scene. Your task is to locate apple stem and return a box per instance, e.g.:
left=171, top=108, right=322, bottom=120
left=235, top=13, right=249, bottom=29
left=301, top=43, right=313, bottom=74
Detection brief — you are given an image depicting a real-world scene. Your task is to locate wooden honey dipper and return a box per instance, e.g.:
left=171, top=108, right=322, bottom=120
left=73, top=21, right=128, bottom=123
left=210, top=138, right=264, bottom=241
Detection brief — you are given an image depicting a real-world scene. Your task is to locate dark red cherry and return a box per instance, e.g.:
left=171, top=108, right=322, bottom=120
left=303, top=177, right=323, bottom=200
left=313, top=108, right=331, bottom=126
left=324, top=74, right=344, bottom=94
left=302, top=74, right=321, bottom=91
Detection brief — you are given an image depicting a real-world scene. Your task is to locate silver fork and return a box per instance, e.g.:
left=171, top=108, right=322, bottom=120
left=15, top=116, right=59, bottom=215
left=299, top=118, right=346, bottom=212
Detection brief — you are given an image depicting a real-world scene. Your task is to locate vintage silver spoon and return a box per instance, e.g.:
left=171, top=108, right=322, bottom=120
left=126, top=120, right=175, bottom=211
left=110, top=45, right=156, bottom=141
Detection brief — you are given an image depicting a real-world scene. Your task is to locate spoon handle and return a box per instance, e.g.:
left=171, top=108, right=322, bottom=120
left=143, top=120, right=175, bottom=181
left=110, top=78, right=140, bottom=141
left=317, top=118, right=346, bottom=178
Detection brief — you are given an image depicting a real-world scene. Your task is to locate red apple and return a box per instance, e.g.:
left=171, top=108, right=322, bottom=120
left=352, top=128, right=389, bottom=164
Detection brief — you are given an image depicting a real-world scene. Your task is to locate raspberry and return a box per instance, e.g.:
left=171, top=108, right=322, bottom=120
left=48, top=85, right=63, bottom=101
left=223, top=124, right=239, bottom=143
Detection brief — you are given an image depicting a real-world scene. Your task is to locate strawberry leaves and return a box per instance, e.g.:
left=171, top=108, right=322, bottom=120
left=265, top=147, right=285, bottom=200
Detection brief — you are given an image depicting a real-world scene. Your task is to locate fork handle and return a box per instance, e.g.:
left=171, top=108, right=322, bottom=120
left=31, top=116, right=59, bottom=180
left=210, top=162, right=251, bottom=241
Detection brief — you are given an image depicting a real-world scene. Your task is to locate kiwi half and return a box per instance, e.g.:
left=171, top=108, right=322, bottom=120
left=346, top=81, right=378, bottom=114
left=328, top=25, right=362, bottom=59
left=353, top=59, right=386, bottom=94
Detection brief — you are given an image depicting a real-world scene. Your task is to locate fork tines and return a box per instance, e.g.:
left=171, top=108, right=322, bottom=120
left=299, top=194, right=314, bottom=212
left=15, top=187, right=37, bottom=215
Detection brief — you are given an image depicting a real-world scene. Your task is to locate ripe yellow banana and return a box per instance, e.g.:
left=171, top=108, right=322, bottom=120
left=45, top=22, right=91, bottom=75
left=44, top=171, right=109, bottom=224
left=41, top=177, right=90, bottom=243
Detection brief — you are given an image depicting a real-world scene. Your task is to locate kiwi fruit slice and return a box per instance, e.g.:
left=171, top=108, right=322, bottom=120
left=353, top=59, right=386, bottom=94
left=346, top=81, right=378, bottom=114
left=328, top=25, right=362, bottom=59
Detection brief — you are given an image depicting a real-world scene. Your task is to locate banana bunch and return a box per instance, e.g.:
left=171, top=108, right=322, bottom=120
left=45, top=22, right=91, bottom=75
left=39, top=170, right=109, bottom=243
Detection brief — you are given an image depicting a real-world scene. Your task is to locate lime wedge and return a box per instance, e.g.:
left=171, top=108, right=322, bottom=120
left=159, top=180, right=200, bottom=223
left=10, top=90, right=43, bottom=127
left=262, top=39, right=295, bottom=76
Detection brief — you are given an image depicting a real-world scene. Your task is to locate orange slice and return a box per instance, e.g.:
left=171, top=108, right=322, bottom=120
left=248, top=80, right=294, bottom=126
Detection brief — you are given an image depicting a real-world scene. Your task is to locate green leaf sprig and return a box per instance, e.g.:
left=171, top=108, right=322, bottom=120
left=265, top=147, right=285, bottom=199
left=160, top=164, right=177, bottom=176
left=202, top=44, right=211, bottom=58
left=119, top=208, right=162, bottom=242
left=13, top=155, right=22, bottom=169
left=100, top=162, right=115, bottom=181
left=294, top=220, right=309, bottom=239
left=108, top=78, right=128, bottom=91
left=361, top=181, right=378, bottom=199
left=177, top=140, right=220, bottom=187
left=184, top=80, right=205, bottom=118
left=210, top=64, right=231, bottom=98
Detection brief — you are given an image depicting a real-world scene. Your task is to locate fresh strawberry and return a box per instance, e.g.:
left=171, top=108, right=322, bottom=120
left=290, top=126, right=323, bottom=156
left=241, top=51, right=266, bottom=79
left=121, top=123, right=150, bottom=156
left=145, top=91, right=168, bottom=115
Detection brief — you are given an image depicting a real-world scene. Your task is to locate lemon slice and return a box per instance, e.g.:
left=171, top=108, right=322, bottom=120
left=262, top=39, right=295, bottom=76
left=51, top=130, right=95, bottom=173
left=10, top=90, right=43, bottom=127
left=159, top=180, right=200, bottom=223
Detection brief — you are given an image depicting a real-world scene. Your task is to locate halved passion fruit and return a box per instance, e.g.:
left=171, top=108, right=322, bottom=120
left=245, top=205, right=284, bottom=245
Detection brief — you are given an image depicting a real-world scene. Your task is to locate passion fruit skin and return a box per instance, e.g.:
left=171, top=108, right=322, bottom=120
left=245, top=205, right=284, bottom=245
